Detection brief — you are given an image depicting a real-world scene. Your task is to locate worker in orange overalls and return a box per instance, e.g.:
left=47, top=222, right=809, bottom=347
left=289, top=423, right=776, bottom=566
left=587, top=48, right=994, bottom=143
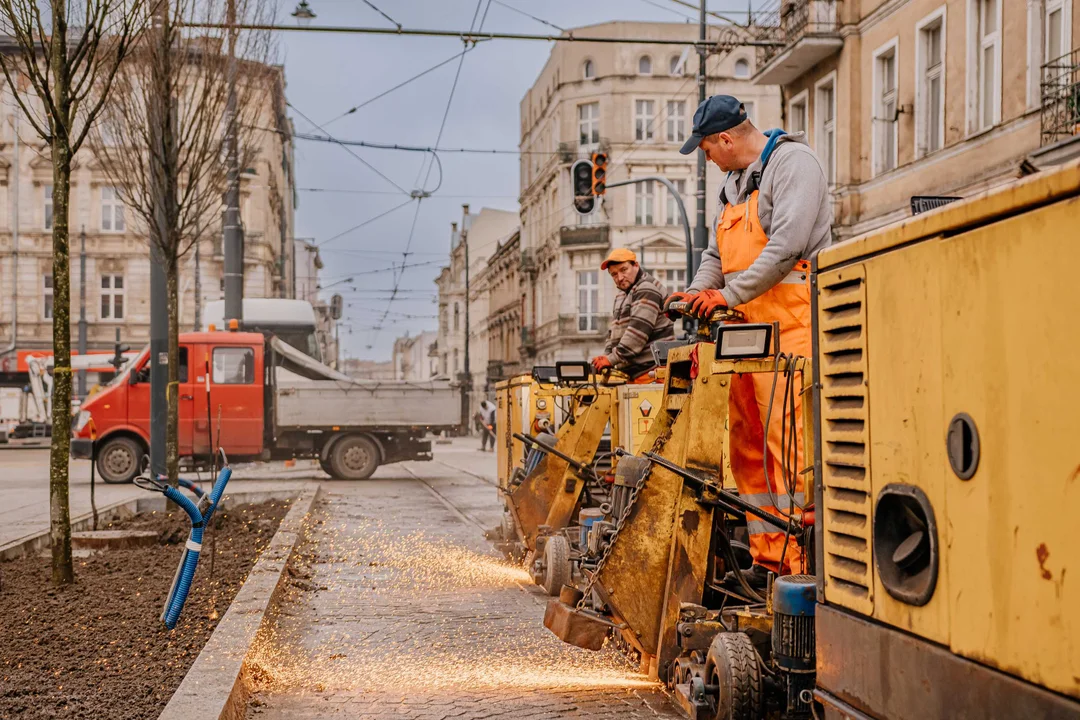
left=666, top=95, right=832, bottom=585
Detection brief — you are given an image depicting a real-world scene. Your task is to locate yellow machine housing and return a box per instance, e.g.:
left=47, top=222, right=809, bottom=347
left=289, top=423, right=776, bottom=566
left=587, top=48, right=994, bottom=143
left=813, top=161, right=1080, bottom=718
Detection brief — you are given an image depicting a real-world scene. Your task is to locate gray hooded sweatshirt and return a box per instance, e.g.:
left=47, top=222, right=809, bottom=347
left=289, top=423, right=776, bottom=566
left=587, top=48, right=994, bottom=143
left=687, top=131, right=832, bottom=305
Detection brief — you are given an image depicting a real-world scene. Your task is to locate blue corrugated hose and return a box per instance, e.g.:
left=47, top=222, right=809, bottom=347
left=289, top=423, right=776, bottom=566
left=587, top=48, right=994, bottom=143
left=138, top=464, right=233, bottom=629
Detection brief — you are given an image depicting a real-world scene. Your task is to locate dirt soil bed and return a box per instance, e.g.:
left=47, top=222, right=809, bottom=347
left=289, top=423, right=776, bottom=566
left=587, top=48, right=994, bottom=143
left=0, top=498, right=291, bottom=720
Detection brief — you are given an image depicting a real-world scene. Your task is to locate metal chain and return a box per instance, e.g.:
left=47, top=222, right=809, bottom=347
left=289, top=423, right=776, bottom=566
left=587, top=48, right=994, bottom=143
left=575, top=478, right=647, bottom=609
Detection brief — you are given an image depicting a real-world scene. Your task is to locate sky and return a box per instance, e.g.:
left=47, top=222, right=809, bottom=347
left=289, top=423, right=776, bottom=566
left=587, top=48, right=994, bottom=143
left=277, top=0, right=760, bottom=361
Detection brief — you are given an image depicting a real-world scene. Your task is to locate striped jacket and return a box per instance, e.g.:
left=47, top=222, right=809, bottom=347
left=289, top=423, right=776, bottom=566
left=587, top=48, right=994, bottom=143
left=604, top=269, right=675, bottom=372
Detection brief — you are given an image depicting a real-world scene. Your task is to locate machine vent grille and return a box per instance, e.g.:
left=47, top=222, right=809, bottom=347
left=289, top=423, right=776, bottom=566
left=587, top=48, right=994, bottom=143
left=818, top=265, right=874, bottom=615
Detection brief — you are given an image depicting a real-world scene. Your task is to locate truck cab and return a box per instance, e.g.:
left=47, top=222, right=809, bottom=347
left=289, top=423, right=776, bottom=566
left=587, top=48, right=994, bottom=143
left=72, top=332, right=266, bottom=483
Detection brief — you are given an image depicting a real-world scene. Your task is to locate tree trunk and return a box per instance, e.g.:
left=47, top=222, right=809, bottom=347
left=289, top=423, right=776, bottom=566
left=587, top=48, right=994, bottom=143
left=48, top=145, right=74, bottom=587
left=166, top=257, right=179, bottom=485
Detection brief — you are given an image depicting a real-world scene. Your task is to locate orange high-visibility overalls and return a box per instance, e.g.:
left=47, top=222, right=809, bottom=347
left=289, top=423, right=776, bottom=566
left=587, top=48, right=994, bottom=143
left=718, top=175, right=811, bottom=574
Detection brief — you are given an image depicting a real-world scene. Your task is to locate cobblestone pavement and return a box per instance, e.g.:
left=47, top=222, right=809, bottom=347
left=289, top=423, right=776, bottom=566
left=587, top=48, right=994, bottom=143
left=246, top=446, right=682, bottom=719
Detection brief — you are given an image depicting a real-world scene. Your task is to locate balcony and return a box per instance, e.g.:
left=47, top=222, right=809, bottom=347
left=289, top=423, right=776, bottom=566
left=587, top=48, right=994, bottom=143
left=519, top=326, right=536, bottom=357
left=1041, top=49, right=1080, bottom=147
left=559, top=224, right=609, bottom=248
left=752, top=0, right=842, bottom=86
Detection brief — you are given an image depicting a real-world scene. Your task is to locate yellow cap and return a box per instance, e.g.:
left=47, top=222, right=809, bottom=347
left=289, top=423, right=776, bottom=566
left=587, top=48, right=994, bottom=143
left=600, top=248, right=637, bottom=270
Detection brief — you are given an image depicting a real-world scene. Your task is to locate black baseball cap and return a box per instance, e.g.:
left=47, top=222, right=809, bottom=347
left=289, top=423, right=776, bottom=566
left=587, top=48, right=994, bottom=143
left=679, top=95, right=748, bottom=154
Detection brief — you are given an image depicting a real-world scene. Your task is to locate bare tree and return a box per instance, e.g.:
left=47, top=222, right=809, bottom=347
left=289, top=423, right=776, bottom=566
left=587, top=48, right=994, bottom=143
left=0, top=0, right=146, bottom=585
left=92, top=0, right=275, bottom=486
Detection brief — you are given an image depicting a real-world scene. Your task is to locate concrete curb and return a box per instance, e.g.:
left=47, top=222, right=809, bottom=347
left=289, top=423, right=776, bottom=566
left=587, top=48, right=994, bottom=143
left=0, top=484, right=315, bottom=562
left=158, top=482, right=321, bottom=720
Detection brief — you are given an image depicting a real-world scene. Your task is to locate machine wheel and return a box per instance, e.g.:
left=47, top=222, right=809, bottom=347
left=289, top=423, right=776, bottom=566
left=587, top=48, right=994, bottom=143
left=705, top=632, right=763, bottom=720
left=317, top=456, right=334, bottom=476
left=96, top=436, right=143, bottom=484
left=541, top=534, right=571, bottom=596
left=329, top=435, right=381, bottom=480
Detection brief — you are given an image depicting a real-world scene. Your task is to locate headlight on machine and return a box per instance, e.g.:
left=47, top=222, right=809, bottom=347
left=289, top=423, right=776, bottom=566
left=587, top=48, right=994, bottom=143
left=74, top=410, right=92, bottom=433
left=712, top=323, right=774, bottom=359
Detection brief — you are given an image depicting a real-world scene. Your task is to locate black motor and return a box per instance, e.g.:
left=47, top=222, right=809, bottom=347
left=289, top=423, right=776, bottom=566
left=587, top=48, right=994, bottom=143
left=771, top=574, right=817, bottom=717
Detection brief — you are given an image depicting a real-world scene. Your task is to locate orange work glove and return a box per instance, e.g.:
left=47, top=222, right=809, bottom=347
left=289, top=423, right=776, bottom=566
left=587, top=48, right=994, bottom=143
left=591, top=355, right=613, bottom=372
left=689, top=289, right=728, bottom=318
left=663, top=291, right=695, bottom=318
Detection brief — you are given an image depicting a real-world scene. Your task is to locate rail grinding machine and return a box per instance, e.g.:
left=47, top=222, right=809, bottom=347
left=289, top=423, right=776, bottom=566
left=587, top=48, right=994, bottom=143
left=544, top=305, right=819, bottom=720
left=492, top=363, right=663, bottom=595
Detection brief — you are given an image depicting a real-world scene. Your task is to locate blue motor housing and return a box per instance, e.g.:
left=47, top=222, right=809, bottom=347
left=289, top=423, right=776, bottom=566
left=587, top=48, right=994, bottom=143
left=772, top=574, right=817, bottom=718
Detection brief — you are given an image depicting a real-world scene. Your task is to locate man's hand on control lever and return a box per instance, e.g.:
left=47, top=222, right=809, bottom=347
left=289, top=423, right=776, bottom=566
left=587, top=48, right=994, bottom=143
left=663, top=291, right=695, bottom=319
left=689, top=289, right=728, bottom=319
left=591, top=355, right=612, bottom=373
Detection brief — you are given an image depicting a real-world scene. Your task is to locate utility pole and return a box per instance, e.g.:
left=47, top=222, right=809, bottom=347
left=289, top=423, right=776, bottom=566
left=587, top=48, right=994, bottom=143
left=223, top=0, right=244, bottom=326
left=148, top=0, right=169, bottom=480
left=461, top=204, right=472, bottom=433
left=77, top=228, right=87, bottom=399
left=692, top=0, right=709, bottom=281
left=193, top=240, right=201, bottom=330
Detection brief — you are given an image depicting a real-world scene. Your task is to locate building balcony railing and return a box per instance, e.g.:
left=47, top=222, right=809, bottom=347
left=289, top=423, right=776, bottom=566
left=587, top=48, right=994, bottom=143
left=752, top=0, right=842, bottom=86
left=1041, top=48, right=1080, bottom=147
left=559, top=224, right=609, bottom=248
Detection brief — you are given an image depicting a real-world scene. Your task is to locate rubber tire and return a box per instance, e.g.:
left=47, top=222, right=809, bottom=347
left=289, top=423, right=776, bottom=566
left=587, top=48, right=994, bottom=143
left=317, top=456, right=334, bottom=477
left=705, top=632, right=763, bottom=720
left=96, top=436, right=143, bottom=484
left=329, top=435, right=381, bottom=480
left=541, top=534, right=571, bottom=596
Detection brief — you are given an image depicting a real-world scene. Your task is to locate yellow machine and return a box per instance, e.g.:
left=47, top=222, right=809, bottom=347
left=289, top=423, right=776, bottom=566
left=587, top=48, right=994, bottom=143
left=493, top=364, right=663, bottom=594
left=811, top=162, right=1080, bottom=718
left=545, top=308, right=818, bottom=719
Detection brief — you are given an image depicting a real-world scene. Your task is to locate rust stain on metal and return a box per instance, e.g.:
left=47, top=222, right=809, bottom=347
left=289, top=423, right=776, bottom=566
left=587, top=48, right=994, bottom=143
left=680, top=509, right=699, bottom=534
left=1036, top=543, right=1052, bottom=580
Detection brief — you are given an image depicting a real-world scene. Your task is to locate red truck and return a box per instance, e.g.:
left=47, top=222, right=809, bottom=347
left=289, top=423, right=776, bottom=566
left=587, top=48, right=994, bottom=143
left=71, top=331, right=460, bottom=483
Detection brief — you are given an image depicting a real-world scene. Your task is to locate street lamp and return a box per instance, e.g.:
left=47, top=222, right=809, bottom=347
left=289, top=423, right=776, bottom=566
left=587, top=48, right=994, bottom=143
left=291, top=0, right=315, bottom=26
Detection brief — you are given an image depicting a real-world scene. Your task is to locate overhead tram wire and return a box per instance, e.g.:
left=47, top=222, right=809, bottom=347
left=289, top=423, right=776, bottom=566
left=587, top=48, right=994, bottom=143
left=360, top=0, right=401, bottom=30
left=316, top=197, right=417, bottom=247
left=321, top=49, right=468, bottom=127
left=373, top=0, right=489, bottom=336
left=488, top=0, right=564, bottom=31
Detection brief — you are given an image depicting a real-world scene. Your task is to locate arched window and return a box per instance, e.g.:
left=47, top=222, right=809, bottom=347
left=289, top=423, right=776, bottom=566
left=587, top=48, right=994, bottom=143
left=734, top=58, right=750, bottom=78
left=583, top=59, right=595, bottom=79
left=669, top=54, right=682, bottom=75
left=453, top=302, right=460, bottom=331
left=638, top=55, right=652, bottom=75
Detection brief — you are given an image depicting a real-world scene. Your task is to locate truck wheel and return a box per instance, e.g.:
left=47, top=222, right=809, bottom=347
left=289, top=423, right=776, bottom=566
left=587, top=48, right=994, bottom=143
left=705, top=632, right=762, bottom=720
left=97, top=436, right=143, bottom=484
left=317, top=456, right=334, bottom=476
left=329, top=435, right=381, bottom=480
left=541, top=535, right=571, bottom=596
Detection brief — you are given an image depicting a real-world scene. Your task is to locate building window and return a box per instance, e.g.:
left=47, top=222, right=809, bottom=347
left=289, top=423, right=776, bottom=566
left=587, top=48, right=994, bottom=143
left=583, top=59, right=595, bottom=79
left=635, top=100, right=655, bottom=141
left=666, top=100, right=686, bottom=142
left=1045, top=0, right=1067, bottom=64
left=453, top=302, right=460, bottom=331
left=100, top=274, right=124, bottom=319
left=43, top=274, right=53, bottom=319
left=873, top=40, right=899, bottom=176
left=742, top=101, right=756, bottom=121
left=577, top=270, right=601, bottom=332
left=101, top=186, right=125, bottom=232
left=44, top=185, right=53, bottom=230
left=789, top=90, right=809, bottom=134
left=578, top=102, right=599, bottom=150
left=666, top=179, right=686, bottom=226
left=669, top=54, right=683, bottom=75
left=635, top=180, right=655, bottom=225
left=659, top=268, right=687, bottom=293
left=969, top=0, right=1001, bottom=132
left=638, top=55, right=652, bottom=75
left=453, top=348, right=459, bottom=374
left=734, top=57, right=750, bottom=78
left=815, top=73, right=837, bottom=185
left=917, top=9, right=946, bottom=157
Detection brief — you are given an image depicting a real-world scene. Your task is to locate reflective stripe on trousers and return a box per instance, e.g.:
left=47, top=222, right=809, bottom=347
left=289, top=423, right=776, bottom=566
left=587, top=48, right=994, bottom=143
left=739, top=491, right=806, bottom=512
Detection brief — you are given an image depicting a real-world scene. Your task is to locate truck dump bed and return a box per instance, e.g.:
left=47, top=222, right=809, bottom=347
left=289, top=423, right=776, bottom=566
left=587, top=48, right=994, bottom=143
left=269, top=337, right=460, bottom=430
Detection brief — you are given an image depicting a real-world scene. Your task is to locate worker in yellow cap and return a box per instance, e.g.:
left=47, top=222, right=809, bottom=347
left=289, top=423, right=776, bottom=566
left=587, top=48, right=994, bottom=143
left=591, top=248, right=675, bottom=380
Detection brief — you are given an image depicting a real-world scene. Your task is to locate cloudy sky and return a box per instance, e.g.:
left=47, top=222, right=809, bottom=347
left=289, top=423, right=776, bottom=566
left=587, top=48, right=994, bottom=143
left=277, top=0, right=759, bottom=360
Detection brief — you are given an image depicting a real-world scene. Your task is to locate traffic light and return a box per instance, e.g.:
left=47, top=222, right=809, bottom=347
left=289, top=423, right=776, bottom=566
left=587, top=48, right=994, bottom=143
left=591, top=152, right=607, bottom=195
left=110, top=328, right=129, bottom=372
left=571, top=159, right=595, bottom=215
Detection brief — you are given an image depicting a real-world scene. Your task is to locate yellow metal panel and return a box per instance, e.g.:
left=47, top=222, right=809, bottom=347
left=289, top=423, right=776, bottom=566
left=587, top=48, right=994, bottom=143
left=817, top=266, right=874, bottom=617
left=818, top=159, right=1080, bottom=271
left=615, top=383, right=665, bottom=454
left=937, top=196, right=1080, bottom=698
left=862, top=239, right=951, bottom=645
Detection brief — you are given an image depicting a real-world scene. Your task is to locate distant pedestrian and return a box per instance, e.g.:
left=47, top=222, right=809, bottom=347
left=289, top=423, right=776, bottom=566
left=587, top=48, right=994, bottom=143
left=477, top=399, right=497, bottom=452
